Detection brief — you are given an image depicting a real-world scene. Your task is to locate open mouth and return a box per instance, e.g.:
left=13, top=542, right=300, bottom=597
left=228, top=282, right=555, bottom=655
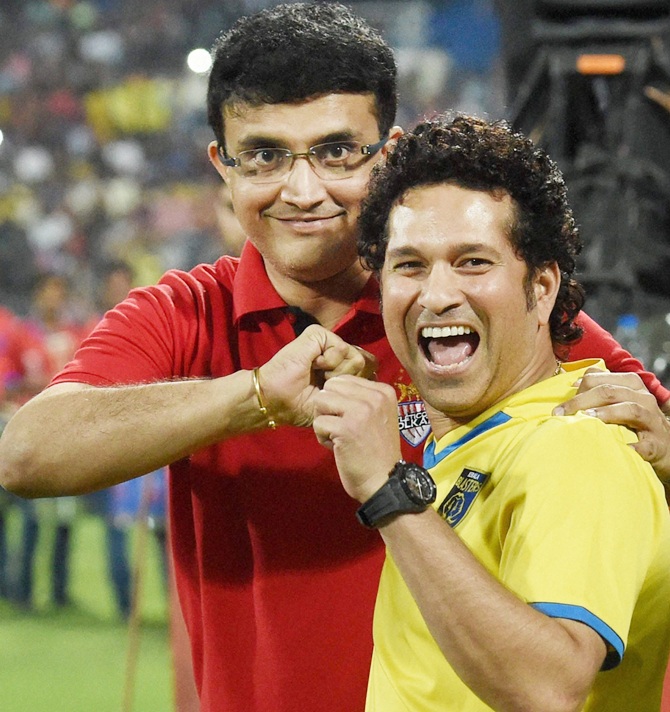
left=420, top=325, right=480, bottom=368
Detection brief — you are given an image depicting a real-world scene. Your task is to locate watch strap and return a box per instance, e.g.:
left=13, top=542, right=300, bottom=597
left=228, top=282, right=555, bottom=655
left=356, top=477, right=404, bottom=528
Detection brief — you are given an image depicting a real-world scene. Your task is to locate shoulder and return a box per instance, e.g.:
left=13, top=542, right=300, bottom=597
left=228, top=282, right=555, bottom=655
left=128, top=257, right=239, bottom=312
left=158, top=256, right=238, bottom=291
left=530, top=411, right=634, bottom=447
left=509, top=413, right=657, bottom=493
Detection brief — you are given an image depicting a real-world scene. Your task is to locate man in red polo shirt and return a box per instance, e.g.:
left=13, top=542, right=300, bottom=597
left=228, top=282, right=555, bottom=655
left=1, top=4, right=669, bottom=711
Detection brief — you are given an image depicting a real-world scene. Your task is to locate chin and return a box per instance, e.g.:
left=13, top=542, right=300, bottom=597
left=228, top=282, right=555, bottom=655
left=291, top=261, right=349, bottom=284
left=415, top=374, right=481, bottom=415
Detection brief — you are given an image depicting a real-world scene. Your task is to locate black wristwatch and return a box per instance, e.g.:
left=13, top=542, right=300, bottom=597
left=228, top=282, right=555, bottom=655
left=356, top=460, right=437, bottom=529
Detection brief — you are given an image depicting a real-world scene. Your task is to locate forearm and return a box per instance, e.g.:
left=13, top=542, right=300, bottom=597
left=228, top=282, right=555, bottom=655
left=380, top=510, right=604, bottom=712
left=0, top=324, right=378, bottom=498
left=0, top=371, right=267, bottom=497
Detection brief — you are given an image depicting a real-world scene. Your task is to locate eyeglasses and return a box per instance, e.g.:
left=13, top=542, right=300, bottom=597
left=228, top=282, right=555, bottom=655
left=219, top=136, right=388, bottom=183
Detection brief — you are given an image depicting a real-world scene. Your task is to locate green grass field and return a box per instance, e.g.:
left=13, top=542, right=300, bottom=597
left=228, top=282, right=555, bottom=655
left=0, top=507, right=173, bottom=712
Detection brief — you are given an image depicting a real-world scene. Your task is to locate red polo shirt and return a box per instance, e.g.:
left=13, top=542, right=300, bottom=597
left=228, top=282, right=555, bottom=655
left=52, top=242, right=426, bottom=711
left=52, top=242, right=669, bottom=711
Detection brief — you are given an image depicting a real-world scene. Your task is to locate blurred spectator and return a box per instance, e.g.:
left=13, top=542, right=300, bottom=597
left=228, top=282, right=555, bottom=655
left=97, top=257, right=133, bottom=310
left=0, top=406, right=14, bottom=600
left=0, top=488, right=8, bottom=599
left=104, top=468, right=169, bottom=619
left=0, top=304, right=44, bottom=607
left=0, top=219, right=38, bottom=317
left=81, top=258, right=169, bottom=619
left=23, top=273, right=87, bottom=377
left=13, top=272, right=88, bottom=609
left=0, top=305, right=34, bottom=410
left=81, top=257, right=134, bottom=334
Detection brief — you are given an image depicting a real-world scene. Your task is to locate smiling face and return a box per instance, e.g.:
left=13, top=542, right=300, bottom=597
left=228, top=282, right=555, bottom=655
left=209, top=93, right=397, bottom=294
left=381, top=183, right=560, bottom=437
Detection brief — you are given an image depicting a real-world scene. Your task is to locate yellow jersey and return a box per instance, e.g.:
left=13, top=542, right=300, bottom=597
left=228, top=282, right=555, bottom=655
left=367, top=360, right=670, bottom=711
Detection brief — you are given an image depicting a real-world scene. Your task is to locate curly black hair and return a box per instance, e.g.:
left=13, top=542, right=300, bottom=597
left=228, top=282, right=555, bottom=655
left=358, top=114, right=585, bottom=347
left=207, top=2, right=397, bottom=151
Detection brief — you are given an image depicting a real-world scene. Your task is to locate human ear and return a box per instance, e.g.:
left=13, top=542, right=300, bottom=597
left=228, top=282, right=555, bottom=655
left=207, top=141, right=229, bottom=180
left=382, top=126, right=404, bottom=157
left=534, top=262, right=561, bottom=326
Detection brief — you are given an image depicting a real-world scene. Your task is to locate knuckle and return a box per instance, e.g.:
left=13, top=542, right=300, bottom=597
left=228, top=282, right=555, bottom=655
left=598, top=384, right=619, bottom=404
left=637, top=442, right=653, bottom=460
left=629, top=402, right=648, bottom=421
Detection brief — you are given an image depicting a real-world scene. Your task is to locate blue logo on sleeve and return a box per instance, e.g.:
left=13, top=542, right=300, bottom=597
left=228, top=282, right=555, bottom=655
left=438, top=468, right=489, bottom=528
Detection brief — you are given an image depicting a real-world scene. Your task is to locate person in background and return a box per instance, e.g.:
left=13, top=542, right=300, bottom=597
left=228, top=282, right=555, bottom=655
left=80, top=259, right=137, bottom=346
left=0, top=309, right=22, bottom=599
left=313, top=114, right=670, bottom=711
left=1, top=4, right=670, bottom=710
left=14, top=273, right=88, bottom=608
left=0, top=305, right=39, bottom=603
left=95, top=260, right=135, bottom=318
left=81, top=260, right=170, bottom=619
left=104, top=467, right=168, bottom=619
left=0, top=487, right=8, bottom=600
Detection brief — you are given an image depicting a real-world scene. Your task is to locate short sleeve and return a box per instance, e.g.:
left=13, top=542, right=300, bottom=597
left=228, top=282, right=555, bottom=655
left=496, top=415, right=663, bottom=667
left=50, top=266, right=227, bottom=387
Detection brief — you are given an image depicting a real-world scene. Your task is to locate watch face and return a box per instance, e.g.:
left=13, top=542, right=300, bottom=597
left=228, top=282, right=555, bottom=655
left=402, top=465, right=436, bottom=505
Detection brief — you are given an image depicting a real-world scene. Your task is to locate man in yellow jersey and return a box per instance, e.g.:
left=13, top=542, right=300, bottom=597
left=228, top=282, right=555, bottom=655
left=313, top=114, right=670, bottom=712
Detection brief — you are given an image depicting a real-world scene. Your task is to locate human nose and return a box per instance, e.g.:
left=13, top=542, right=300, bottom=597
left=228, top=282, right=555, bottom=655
left=417, top=263, right=463, bottom=315
left=279, top=154, right=328, bottom=209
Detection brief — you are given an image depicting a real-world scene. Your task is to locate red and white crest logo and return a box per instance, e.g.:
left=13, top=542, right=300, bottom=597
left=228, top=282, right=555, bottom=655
left=397, top=399, right=430, bottom=447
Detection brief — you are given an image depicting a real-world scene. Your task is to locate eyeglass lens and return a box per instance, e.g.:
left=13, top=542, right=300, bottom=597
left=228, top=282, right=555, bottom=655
left=234, top=141, right=380, bottom=183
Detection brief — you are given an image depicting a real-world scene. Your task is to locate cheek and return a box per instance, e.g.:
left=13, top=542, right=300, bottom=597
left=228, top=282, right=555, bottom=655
left=230, top=190, right=271, bottom=232
left=330, top=176, right=370, bottom=210
left=475, top=274, right=528, bottom=317
left=381, top=279, right=419, bottom=348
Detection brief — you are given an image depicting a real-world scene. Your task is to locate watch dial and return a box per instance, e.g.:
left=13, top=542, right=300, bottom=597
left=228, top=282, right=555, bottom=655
left=404, top=466, right=435, bottom=503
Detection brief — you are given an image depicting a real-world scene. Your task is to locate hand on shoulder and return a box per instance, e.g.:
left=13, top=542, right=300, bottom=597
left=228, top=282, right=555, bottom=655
left=554, top=368, right=670, bottom=485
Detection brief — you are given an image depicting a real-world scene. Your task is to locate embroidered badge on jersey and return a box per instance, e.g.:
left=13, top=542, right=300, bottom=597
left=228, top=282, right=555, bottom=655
left=395, top=381, right=430, bottom=448
left=438, top=468, right=489, bottom=528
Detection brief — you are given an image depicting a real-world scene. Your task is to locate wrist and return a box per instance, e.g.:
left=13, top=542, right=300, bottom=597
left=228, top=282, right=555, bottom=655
left=252, top=367, right=277, bottom=430
left=356, top=461, right=437, bottom=529
left=353, top=473, right=395, bottom=504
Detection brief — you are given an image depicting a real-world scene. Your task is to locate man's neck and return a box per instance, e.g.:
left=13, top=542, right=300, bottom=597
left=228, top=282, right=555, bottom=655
left=265, top=260, right=371, bottom=330
left=427, top=352, right=561, bottom=441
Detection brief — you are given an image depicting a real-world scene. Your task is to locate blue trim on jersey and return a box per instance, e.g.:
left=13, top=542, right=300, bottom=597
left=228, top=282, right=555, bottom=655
left=530, top=602, right=624, bottom=670
left=423, top=411, right=512, bottom=469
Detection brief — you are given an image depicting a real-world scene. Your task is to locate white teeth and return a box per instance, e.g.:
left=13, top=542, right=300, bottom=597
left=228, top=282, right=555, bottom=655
left=421, top=326, right=473, bottom=338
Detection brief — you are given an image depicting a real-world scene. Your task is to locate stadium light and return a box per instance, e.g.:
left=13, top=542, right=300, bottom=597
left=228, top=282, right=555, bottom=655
left=187, top=48, right=212, bottom=74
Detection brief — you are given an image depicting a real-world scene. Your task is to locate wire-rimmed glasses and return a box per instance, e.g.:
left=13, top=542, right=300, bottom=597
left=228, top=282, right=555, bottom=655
left=219, top=136, right=388, bottom=183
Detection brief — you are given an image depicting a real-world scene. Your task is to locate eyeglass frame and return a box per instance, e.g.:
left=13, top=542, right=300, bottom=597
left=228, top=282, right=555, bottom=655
left=218, top=135, right=389, bottom=182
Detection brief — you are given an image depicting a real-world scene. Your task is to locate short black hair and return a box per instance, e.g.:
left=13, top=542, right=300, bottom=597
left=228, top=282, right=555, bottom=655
left=207, top=2, right=397, bottom=150
left=358, top=114, right=585, bottom=347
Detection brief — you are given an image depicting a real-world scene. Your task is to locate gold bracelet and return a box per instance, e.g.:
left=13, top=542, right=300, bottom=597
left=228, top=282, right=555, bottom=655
left=252, top=367, right=277, bottom=430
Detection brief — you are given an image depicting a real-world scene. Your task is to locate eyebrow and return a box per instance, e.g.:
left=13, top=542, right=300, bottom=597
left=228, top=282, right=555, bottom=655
left=386, top=245, right=421, bottom=260
left=453, top=242, right=494, bottom=254
left=386, top=242, right=500, bottom=260
left=235, top=130, right=360, bottom=152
